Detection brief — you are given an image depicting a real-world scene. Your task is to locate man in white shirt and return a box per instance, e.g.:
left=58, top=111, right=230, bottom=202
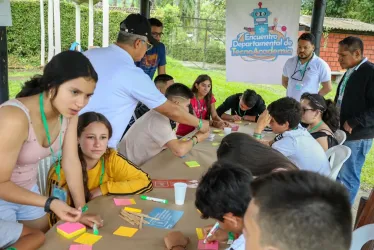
left=80, top=14, right=209, bottom=148
left=282, top=33, right=332, bottom=101
left=254, top=97, right=331, bottom=176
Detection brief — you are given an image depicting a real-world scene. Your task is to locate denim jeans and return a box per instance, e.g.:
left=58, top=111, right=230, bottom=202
left=337, top=139, right=373, bottom=204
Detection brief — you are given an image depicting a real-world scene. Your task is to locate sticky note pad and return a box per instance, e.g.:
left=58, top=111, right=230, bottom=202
left=69, top=244, right=92, bottom=250
left=185, top=161, right=200, bottom=168
left=113, top=226, right=138, bottom=237
left=198, top=240, right=219, bottom=250
left=57, top=222, right=86, bottom=239
left=196, top=228, right=204, bottom=240
left=212, top=142, right=220, bottom=146
left=124, top=207, right=142, bottom=213
left=74, top=233, right=102, bottom=246
left=113, top=198, right=136, bottom=206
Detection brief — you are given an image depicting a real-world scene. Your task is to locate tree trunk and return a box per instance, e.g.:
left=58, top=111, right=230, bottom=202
left=193, top=0, right=200, bottom=43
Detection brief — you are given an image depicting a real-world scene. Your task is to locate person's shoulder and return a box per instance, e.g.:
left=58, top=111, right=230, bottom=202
left=0, top=101, right=30, bottom=131
left=314, top=55, right=330, bottom=68
left=285, top=56, right=297, bottom=65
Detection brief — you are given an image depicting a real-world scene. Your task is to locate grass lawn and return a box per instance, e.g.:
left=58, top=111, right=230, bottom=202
left=7, top=57, right=374, bottom=190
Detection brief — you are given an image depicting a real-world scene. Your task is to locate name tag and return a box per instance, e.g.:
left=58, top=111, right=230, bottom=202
left=295, top=82, right=303, bottom=91
left=52, top=185, right=67, bottom=202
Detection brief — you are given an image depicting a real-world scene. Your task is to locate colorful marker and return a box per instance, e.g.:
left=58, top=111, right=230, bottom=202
left=204, top=221, right=220, bottom=243
left=93, top=223, right=99, bottom=235
left=140, top=195, right=168, bottom=204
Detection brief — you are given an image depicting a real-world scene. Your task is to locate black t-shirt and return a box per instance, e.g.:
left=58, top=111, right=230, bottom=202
left=216, top=93, right=266, bottom=121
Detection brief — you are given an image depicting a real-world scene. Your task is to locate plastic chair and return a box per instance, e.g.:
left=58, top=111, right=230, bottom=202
left=334, top=129, right=347, bottom=145
left=325, top=145, right=351, bottom=181
left=350, top=224, right=374, bottom=250
left=36, top=156, right=53, bottom=196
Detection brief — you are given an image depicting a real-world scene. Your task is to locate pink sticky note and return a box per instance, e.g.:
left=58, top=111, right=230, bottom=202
left=197, top=240, right=219, bottom=250
left=57, top=222, right=85, bottom=234
left=113, top=198, right=135, bottom=206
left=69, top=244, right=92, bottom=250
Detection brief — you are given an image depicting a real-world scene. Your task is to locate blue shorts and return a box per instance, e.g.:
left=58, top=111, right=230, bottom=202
left=0, top=220, right=23, bottom=248
left=0, top=184, right=46, bottom=222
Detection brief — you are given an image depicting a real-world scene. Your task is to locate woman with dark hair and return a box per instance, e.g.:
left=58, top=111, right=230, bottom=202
left=47, top=112, right=152, bottom=226
left=0, top=51, right=99, bottom=232
left=300, top=93, right=339, bottom=151
left=217, top=133, right=298, bottom=176
left=176, top=74, right=229, bottom=136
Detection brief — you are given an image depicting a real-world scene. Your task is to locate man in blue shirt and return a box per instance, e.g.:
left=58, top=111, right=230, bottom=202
left=136, top=18, right=166, bottom=79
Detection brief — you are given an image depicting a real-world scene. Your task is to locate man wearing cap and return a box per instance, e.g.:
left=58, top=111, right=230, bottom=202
left=80, top=14, right=209, bottom=148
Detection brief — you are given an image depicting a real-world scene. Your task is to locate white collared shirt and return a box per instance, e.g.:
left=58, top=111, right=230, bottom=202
left=283, top=54, right=331, bottom=101
left=80, top=44, right=167, bottom=148
left=226, top=234, right=245, bottom=250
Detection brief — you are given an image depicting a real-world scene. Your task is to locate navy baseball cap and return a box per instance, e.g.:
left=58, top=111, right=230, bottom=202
left=120, top=14, right=159, bottom=46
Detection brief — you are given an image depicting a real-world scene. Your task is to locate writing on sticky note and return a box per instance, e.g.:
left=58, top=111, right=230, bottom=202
left=74, top=233, right=102, bottom=246
left=212, top=142, right=220, bottom=146
left=113, top=226, right=138, bottom=237
left=113, top=198, right=136, bottom=206
left=57, top=222, right=86, bottom=239
left=124, top=207, right=142, bottom=213
left=196, top=228, right=204, bottom=240
left=69, top=244, right=92, bottom=250
left=185, top=161, right=200, bottom=168
left=198, top=240, right=219, bottom=250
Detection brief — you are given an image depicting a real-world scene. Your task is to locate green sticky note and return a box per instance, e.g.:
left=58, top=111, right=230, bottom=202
left=212, top=142, right=220, bottom=146
left=185, top=161, right=200, bottom=168
left=218, top=133, right=225, bottom=137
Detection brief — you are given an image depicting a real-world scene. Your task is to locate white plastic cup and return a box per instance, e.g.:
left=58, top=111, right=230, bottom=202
left=174, top=182, right=188, bottom=205
left=224, top=127, right=232, bottom=135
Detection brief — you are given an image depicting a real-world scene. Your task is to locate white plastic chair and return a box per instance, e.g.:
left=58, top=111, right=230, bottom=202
left=334, top=129, right=347, bottom=145
left=325, top=145, right=351, bottom=181
left=36, top=156, right=53, bottom=196
left=350, top=224, right=374, bottom=250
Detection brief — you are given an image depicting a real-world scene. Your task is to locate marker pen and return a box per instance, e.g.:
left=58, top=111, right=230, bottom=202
left=140, top=195, right=168, bottom=204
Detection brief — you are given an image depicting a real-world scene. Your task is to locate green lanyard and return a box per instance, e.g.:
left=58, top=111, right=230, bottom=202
left=39, top=93, right=63, bottom=181
left=237, top=103, right=247, bottom=116
left=308, top=121, right=323, bottom=133
left=99, top=157, right=105, bottom=185
left=297, top=54, right=313, bottom=78
left=338, top=69, right=354, bottom=99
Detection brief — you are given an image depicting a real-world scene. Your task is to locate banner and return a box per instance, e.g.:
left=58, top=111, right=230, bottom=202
left=0, top=0, right=12, bottom=26
left=226, top=0, right=301, bottom=84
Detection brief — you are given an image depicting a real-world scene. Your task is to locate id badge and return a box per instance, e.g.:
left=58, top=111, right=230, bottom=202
left=52, top=185, right=67, bottom=202
left=295, top=83, right=303, bottom=91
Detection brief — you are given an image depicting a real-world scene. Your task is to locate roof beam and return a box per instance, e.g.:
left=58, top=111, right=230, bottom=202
left=310, top=0, right=327, bottom=56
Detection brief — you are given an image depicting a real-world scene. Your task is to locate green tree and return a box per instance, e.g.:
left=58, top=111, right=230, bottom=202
left=347, top=0, right=374, bottom=24
left=301, top=0, right=351, bottom=18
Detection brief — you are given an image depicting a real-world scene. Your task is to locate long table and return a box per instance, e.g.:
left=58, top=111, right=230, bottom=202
left=40, top=123, right=275, bottom=250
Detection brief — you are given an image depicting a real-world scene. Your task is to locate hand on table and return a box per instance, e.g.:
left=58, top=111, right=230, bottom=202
left=195, top=131, right=210, bottom=142
left=231, top=115, right=242, bottom=121
left=164, top=231, right=190, bottom=250
left=255, top=110, right=271, bottom=133
left=79, top=213, right=104, bottom=228
left=199, top=120, right=210, bottom=133
left=203, top=224, right=228, bottom=243
left=50, top=199, right=82, bottom=223
left=213, top=120, right=225, bottom=129
left=343, top=121, right=353, bottom=134
left=90, top=187, right=103, bottom=200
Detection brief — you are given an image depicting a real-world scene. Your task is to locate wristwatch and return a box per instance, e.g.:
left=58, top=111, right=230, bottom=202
left=44, top=196, right=59, bottom=213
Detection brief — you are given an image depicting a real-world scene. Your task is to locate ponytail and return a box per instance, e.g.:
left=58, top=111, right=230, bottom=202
left=78, top=147, right=91, bottom=202
left=16, top=75, right=45, bottom=98
left=322, top=100, right=340, bottom=132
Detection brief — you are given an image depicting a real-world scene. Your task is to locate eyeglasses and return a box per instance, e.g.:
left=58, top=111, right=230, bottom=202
left=302, top=107, right=315, bottom=113
left=301, top=93, right=326, bottom=111
left=152, top=32, right=164, bottom=37
left=140, top=39, right=153, bottom=51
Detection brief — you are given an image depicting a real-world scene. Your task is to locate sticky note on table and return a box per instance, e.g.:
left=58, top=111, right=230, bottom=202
left=198, top=240, right=219, bottom=250
left=213, top=129, right=221, bottom=133
left=234, top=121, right=242, bottom=124
left=196, top=228, right=204, bottom=240
left=113, top=198, right=136, bottom=206
left=113, top=226, right=138, bottom=237
left=212, top=142, right=220, bottom=146
left=69, top=244, right=92, bottom=250
left=74, top=233, right=102, bottom=246
left=57, top=222, right=86, bottom=239
left=185, top=161, right=200, bottom=168
left=218, top=133, right=225, bottom=137
left=145, top=208, right=184, bottom=229
left=124, top=207, right=142, bottom=213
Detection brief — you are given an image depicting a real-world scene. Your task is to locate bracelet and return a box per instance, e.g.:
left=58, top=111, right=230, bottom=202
left=44, top=196, right=58, bottom=213
left=6, top=247, right=17, bottom=250
left=197, top=119, right=203, bottom=130
left=253, top=133, right=263, bottom=139
left=81, top=204, right=88, bottom=213
left=227, top=232, right=235, bottom=244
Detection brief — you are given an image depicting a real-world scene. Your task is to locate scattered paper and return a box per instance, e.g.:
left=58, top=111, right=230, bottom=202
left=74, top=233, right=102, bottom=246
left=113, top=226, right=138, bottom=237
left=69, top=244, right=92, bottom=250
left=145, top=208, right=184, bottom=229
left=113, top=198, right=136, bottom=206
left=57, top=222, right=85, bottom=234
left=218, top=133, right=225, bottom=137
left=212, top=142, right=220, bottom=146
left=124, top=207, right=142, bottom=213
left=196, top=228, right=204, bottom=240
left=185, top=161, right=200, bottom=168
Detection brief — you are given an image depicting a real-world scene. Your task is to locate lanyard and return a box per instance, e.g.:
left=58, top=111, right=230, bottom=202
left=39, top=93, right=63, bottom=181
left=308, top=121, right=323, bottom=133
left=339, top=69, right=354, bottom=99
left=294, top=53, right=314, bottom=80
left=195, top=96, right=205, bottom=119
left=237, top=103, right=247, bottom=117
left=99, top=157, right=105, bottom=186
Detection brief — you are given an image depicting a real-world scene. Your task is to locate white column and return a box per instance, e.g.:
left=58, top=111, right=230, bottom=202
left=47, top=0, right=54, bottom=61
left=53, top=0, right=61, bottom=54
left=40, top=0, right=45, bottom=66
left=75, top=3, right=81, bottom=51
left=102, top=0, right=109, bottom=47
left=88, top=0, right=94, bottom=47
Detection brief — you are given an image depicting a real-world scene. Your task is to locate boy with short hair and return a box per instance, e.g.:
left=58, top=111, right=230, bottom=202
left=119, top=83, right=209, bottom=165
left=164, top=161, right=253, bottom=250
left=254, top=97, right=330, bottom=176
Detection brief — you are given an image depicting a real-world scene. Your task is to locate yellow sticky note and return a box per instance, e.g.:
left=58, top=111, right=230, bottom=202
left=74, top=233, right=102, bottom=246
left=124, top=207, right=142, bottom=213
left=218, top=133, right=225, bottom=137
left=212, top=142, right=220, bottom=146
left=113, top=226, right=138, bottom=237
left=196, top=228, right=204, bottom=240
left=185, top=161, right=200, bottom=168
left=235, top=121, right=242, bottom=124
left=213, top=129, right=221, bottom=133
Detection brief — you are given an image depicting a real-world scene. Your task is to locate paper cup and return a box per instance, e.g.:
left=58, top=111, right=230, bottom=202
left=174, top=182, right=188, bottom=205
left=224, top=127, right=232, bottom=135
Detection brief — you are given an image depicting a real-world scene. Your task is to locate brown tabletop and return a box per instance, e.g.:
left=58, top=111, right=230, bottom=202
left=40, top=123, right=274, bottom=250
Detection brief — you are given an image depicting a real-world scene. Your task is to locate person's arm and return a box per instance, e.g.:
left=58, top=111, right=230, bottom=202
left=216, top=96, right=233, bottom=119
left=61, top=116, right=85, bottom=209
left=282, top=75, right=289, bottom=89
left=0, top=107, right=81, bottom=222
left=242, top=115, right=257, bottom=122
left=282, top=60, right=290, bottom=89
left=158, top=65, right=166, bottom=75
left=166, top=132, right=209, bottom=157
left=318, top=80, right=333, bottom=96
left=10, top=225, right=45, bottom=250
left=99, top=152, right=153, bottom=195
left=211, top=103, right=222, bottom=121
left=316, top=137, right=329, bottom=151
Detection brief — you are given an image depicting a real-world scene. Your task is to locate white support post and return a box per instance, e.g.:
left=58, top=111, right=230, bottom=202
left=53, top=0, right=61, bottom=54
left=88, top=0, right=94, bottom=47
left=40, top=0, right=45, bottom=66
left=102, top=0, right=109, bottom=47
left=75, top=3, right=81, bottom=51
left=47, top=0, right=54, bottom=61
